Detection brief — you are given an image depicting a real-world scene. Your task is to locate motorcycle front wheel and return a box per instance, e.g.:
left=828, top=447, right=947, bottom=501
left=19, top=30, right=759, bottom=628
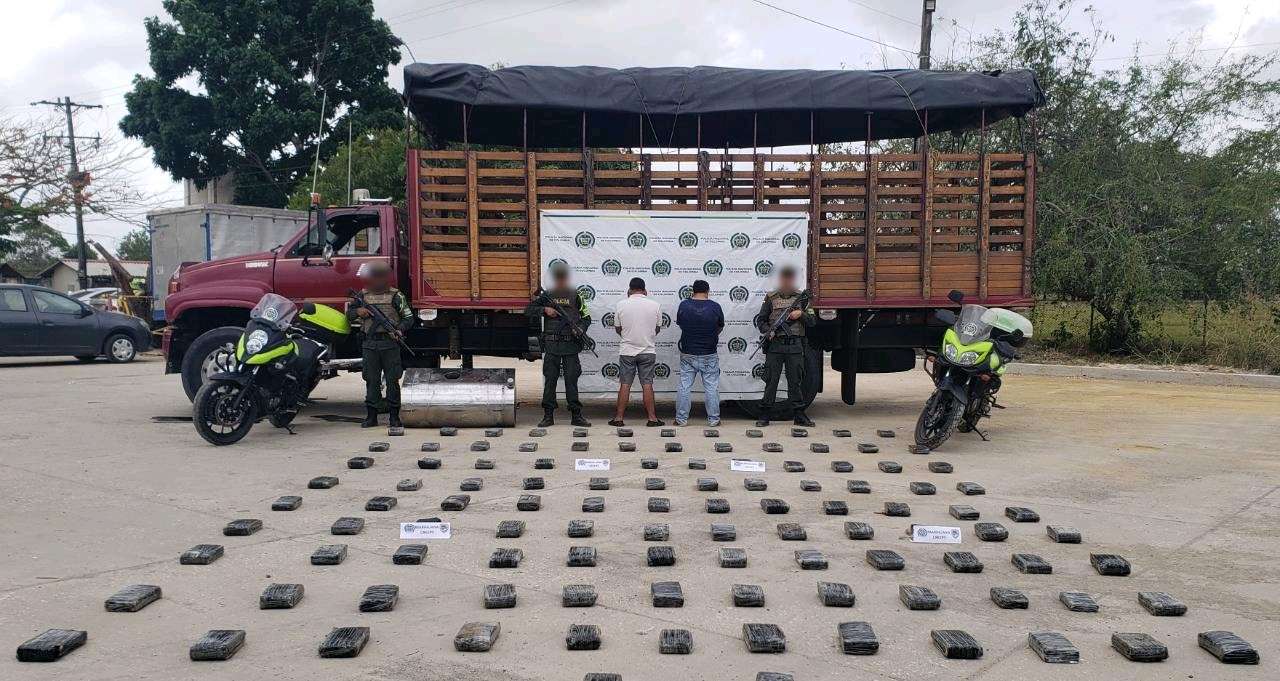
left=193, top=380, right=259, bottom=446
left=914, top=388, right=963, bottom=450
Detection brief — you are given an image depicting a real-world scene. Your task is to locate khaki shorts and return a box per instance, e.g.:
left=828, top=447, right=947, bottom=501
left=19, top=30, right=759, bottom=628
left=618, top=353, right=657, bottom=385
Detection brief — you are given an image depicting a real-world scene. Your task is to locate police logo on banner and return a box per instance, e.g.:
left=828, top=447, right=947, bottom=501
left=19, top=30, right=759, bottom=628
left=782, top=233, right=802, bottom=250
left=575, top=232, right=596, bottom=248
left=581, top=337, right=597, bottom=353
left=729, top=285, right=750, bottom=302
left=651, top=259, right=672, bottom=276
left=601, top=311, right=616, bottom=327
left=627, top=232, right=648, bottom=249
left=703, top=259, right=724, bottom=276
left=727, top=337, right=749, bottom=354
left=660, top=312, right=672, bottom=329
left=730, top=233, right=751, bottom=250
left=601, top=259, right=622, bottom=276
left=678, top=285, right=694, bottom=300
left=754, top=260, right=774, bottom=277
left=751, top=363, right=768, bottom=381
left=601, top=363, right=620, bottom=379
left=678, top=232, right=699, bottom=248
left=577, top=284, right=596, bottom=302
left=654, top=363, right=671, bottom=379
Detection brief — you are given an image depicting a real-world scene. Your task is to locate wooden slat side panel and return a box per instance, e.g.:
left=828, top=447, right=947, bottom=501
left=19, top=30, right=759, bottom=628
left=413, top=149, right=1033, bottom=306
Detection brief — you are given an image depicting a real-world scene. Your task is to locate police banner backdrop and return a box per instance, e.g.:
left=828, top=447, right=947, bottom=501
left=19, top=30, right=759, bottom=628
left=540, top=210, right=809, bottom=399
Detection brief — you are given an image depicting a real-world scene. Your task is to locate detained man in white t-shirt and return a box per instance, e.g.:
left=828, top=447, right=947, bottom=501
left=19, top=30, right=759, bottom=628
left=609, top=277, right=664, bottom=427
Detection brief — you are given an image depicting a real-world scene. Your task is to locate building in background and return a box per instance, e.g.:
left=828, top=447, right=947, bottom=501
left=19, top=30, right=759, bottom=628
left=32, top=259, right=150, bottom=293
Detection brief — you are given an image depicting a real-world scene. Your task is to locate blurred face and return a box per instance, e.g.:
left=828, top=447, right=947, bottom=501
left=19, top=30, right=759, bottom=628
left=779, top=271, right=796, bottom=290
left=363, top=270, right=391, bottom=290
left=553, top=272, right=571, bottom=288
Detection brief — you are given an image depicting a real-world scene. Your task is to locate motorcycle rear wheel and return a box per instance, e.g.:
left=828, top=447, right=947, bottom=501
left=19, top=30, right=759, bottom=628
left=914, top=389, right=963, bottom=450
left=194, top=380, right=258, bottom=446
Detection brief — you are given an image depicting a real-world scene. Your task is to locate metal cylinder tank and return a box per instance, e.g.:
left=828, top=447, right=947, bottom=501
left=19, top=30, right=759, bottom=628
left=399, top=368, right=516, bottom=427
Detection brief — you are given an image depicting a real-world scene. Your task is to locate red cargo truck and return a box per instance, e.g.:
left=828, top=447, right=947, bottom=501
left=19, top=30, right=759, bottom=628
left=163, top=64, right=1042, bottom=409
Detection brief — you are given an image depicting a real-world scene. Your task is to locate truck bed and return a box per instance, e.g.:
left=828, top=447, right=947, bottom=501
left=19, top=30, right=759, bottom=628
left=408, top=149, right=1034, bottom=308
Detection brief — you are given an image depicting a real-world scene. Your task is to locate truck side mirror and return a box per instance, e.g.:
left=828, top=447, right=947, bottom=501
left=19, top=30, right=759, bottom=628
left=303, top=200, right=329, bottom=266
left=947, top=289, right=965, bottom=304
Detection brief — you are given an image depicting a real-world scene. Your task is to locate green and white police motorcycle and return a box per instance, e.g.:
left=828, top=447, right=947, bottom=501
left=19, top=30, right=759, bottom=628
left=914, top=290, right=1033, bottom=450
left=193, top=293, right=351, bottom=446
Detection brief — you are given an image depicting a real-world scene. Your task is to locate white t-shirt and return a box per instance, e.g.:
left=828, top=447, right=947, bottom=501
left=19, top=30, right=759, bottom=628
left=613, top=293, right=661, bottom=356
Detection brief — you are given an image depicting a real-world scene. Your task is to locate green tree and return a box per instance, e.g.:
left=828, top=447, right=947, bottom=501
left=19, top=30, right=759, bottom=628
left=288, top=128, right=406, bottom=209
left=7, top=221, right=70, bottom=275
left=62, top=242, right=100, bottom=262
left=922, top=0, right=1280, bottom=353
left=117, top=228, right=152, bottom=261
left=120, top=0, right=404, bottom=208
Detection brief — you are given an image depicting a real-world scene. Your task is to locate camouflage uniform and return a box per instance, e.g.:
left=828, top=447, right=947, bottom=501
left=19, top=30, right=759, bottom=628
left=755, top=289, right=815, bottom=421
left=347, top=287, right=414, bottom=412
left=526, top=286, right=592, bottom=424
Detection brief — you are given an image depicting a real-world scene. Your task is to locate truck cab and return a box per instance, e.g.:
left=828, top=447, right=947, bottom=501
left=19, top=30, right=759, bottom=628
left=162, top=204, right=410, bottom=399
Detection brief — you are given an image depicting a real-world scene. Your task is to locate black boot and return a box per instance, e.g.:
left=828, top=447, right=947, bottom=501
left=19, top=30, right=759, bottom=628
left=388, top=409, right=403, bottom=429
left=537, top=410, right=554, bottom=428
left=361, top=407, right=379, bottom=428
left=793, top=411, right=815, bottom=427
left=570, top=412, right=592, bottom=428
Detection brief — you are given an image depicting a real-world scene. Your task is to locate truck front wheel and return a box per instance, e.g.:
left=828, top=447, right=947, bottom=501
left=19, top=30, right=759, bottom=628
left=181, top=327, right=244, bottom=401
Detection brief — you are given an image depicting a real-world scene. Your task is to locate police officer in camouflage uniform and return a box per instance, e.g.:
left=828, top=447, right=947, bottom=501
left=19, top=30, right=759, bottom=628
left=527, top=262, right=592, bottom=428
left=755, top=264, right=816, bottom=427
left=347, top=261, right=414, bottom=429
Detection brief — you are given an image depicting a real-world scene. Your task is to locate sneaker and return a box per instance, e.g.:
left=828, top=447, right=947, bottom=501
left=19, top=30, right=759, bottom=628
left=608, top=419, right=625, bottom=427
left=674, top=420, right=688, bottom=427
left=707, top=420, right=721, bottom=427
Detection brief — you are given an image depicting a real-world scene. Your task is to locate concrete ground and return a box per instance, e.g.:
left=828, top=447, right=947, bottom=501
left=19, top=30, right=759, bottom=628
left=0, top=354, right=1276, bottom=681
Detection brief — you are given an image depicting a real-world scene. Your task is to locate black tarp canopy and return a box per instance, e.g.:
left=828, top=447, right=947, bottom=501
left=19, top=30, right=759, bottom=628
left=403, top=63, right=1044, bottom=149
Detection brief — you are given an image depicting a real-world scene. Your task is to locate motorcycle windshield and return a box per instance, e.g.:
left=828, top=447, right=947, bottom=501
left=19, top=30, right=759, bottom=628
left=954, top=304, right=994, bottom=344
left=249, top=294, right=299, bottom=328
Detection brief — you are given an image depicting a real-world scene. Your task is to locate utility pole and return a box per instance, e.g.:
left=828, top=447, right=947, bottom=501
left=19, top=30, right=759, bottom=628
left=32, top=97, right=102, bottom=290
left=919, top=0, right=937, bottom=70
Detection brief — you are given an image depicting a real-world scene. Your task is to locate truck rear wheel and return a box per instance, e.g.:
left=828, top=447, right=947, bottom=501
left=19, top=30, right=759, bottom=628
left=732, top=345, right=822, bottom=419
left=181, top=326, right=244, bottom=401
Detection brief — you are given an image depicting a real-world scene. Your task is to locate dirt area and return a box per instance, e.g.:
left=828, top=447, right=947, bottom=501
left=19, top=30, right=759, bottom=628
left=0, top=354, right=1276, bottom=680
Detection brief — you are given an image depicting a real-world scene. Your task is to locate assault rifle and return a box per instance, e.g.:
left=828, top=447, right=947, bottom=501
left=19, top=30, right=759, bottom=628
left=348, top=288, right=417, bottom=357
left=749, top=290, right=811, bottom=360
left=533, top=288, right=598, bottom=358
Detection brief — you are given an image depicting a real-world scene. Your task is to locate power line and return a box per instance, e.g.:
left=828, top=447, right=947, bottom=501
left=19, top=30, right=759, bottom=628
left=30, top=97, right=103, bottom=289
left=401, top=0, right=585, bottom=45
left=749, top=0, right=918, bottom=58
left=844, top=0, right=918, bottom=27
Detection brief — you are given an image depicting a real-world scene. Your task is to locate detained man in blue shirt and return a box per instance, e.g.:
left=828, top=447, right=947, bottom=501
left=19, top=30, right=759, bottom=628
left=674, top=279, right=725, bottom=426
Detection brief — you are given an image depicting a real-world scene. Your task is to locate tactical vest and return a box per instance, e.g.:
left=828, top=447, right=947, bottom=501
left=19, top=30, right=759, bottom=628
left=767, top=290, right=806, bottom=338
left=541, top=288, right=579, bottom=342
left=360, top=289, right=402, bottom=335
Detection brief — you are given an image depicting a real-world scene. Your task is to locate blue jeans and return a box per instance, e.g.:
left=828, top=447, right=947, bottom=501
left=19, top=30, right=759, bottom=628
left=675, top=353, right=721, bottom=424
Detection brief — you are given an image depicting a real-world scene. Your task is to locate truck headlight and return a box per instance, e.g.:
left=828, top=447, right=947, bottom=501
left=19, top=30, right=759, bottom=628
left=817, top=309, right=837, bottom=321
left=244, top=330, right=268, bottom=354
left=418, top=308, right=438, bottom=321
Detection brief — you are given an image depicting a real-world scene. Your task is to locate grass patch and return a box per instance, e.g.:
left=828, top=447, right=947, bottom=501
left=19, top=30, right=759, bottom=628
left=1025, top=299, right=1280, bottom=374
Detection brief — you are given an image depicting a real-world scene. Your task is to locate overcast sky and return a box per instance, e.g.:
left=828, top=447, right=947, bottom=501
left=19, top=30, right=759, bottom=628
left=1, top=0, right=1276, bottom=251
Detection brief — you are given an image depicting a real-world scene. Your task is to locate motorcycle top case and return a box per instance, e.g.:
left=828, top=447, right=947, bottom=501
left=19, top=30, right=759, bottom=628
left=297, top=303, right=352, bottom=345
